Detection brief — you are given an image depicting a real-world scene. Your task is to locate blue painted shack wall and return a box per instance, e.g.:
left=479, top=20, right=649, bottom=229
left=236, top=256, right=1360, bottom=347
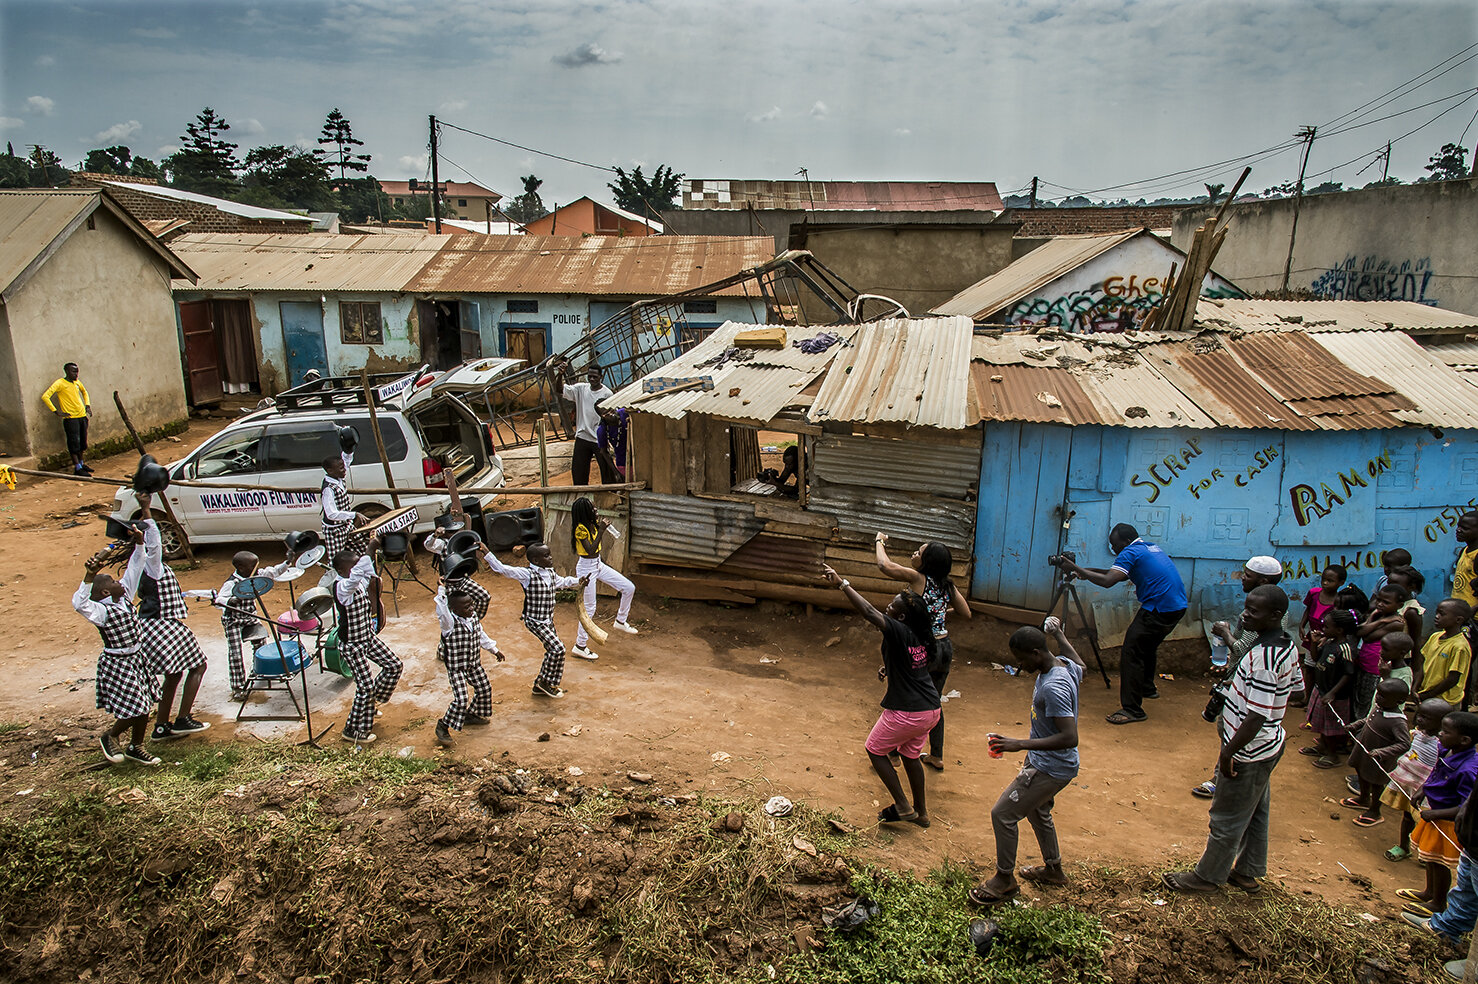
left=975, top=422, right=1478, bottom=646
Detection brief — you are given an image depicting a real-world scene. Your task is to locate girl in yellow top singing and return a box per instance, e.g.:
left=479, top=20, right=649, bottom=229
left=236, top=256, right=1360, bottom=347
left=570, top=497, right=638, bottom=660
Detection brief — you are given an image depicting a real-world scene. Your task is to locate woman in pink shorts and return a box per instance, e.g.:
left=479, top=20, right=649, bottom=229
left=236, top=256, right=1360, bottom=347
left=821, top=564, right=941, bottom=828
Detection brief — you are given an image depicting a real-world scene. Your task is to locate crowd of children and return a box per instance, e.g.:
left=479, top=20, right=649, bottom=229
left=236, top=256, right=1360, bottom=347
left=73, top=495, right=635, bottom=754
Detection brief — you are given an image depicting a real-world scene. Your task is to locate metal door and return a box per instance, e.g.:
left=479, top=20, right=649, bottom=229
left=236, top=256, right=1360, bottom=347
left=280, top=301, right=328, bottom=386
left=178, top=300, right=223, bottom=405
left=459, top=301, right=483, bottom=360
left=972, top=422, right=1073, bottom=610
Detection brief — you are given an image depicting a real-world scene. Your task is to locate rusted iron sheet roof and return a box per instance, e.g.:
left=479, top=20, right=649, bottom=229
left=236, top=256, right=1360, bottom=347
left=1225, top=332, right=1394, bottom=401
left=1152, top=344, right=1321, bottom=431
left=810, top=316, right=974, bottom=430
left=717, top=533, right=824, bottom=576
left=932, top=230, right=1143, bottom=320
left=408, top=233, right=772, bottom=296
left=810, top=434, right=981, bottom=498
left=684, top=179, right=1003, bottom=212
left=629, top=492, right=764, bottom=568
left=171, top=232, right=450, bottom=292
left=1312, top=331, right=1478, bottom=429
left=171, top=231, right=773, bottom=296
left=606, top=322, right=859, bottom=423
left=970, top=332, right=1215, bottom=428
left=1196, top=298, right=1478, bottom=333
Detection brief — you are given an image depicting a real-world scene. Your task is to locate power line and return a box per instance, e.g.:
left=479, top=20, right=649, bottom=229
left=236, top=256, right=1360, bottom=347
left=438, top=119, right=617, bottom=173
left=1319, top=44, right=1478, bottom=131
left=1301, top=90, right=1478, bottom=182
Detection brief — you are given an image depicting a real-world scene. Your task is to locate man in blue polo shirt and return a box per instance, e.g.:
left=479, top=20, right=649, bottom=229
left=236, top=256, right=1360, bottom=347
left=1055, top=523, right=1187, bottom=725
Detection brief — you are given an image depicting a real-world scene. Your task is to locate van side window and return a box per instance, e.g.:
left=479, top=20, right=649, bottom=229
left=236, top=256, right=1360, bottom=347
left=191, top=428, right=264, bottom=479
left=261, top=419, right=408, bottom=472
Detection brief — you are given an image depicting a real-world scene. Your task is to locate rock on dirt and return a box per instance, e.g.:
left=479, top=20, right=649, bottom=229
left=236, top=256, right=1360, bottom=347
left=714, top=811, right=745, bottom=834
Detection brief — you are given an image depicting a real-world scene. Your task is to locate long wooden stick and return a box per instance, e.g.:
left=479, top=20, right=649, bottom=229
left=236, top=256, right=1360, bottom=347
left=359, top=368, right=400, bottom=509
left=112, top=391, right=198, bottom=567
left=1, top=464, right=642, bottom=497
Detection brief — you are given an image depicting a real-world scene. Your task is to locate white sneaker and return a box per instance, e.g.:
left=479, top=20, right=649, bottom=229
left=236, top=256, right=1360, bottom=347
left=342, top=731, right=377, bottom=744
left=611, top=620, right=639, bottom=635
left=571, top=645, right=600, bottom=660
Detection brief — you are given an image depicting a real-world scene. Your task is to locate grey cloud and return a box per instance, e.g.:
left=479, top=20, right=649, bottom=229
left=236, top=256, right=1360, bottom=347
left=92, top=120, right=141, bottom=143
left=552, top=42, right=621, bottom=68
left=25, top=96, right=53, bottom=116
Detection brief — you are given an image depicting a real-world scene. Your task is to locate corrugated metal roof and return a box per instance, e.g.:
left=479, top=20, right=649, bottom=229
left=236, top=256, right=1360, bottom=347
left=1150, top=344, right=1320, bottom=430
left=931, top=230, right=1142, bottom=319
left=1312, top=332, right=1478, bottom=429
left=100, top=179, right=313, bottom=223
left=1225, top=332, right=1395, bottom=401
left=810, top=316, right=974, bottom=430
left=606, top=322, right=858, bottom=423
left=718, top=533, right=824, bottom=576
left=806, top=483, right=976, bottom=552
left=972, top=363, right=1102, bottom=425
left=629, top=492, right=764, bottom=567
left=170, top=231, right=773, bottom=297
left=1424, top=339, right=1478, bottom=367
left=0, top=188, right=195, bottom=299
left=171, top=232, right=450, bottom=292
left=1196, top=298, right=1478, bottom=333
left=406, top=233, right=771, bottom=296
left=810, top=434, right=981, bottom=498
left=684, top=179, right=1003, bottom=212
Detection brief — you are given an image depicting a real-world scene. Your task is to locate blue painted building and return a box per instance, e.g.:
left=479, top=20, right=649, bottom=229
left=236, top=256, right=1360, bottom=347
left=972, top=299, right=1478, bottom=644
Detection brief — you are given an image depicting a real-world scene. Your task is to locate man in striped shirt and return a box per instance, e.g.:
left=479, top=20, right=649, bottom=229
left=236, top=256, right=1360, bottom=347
left=1164, top=585, right=1298, bottom=894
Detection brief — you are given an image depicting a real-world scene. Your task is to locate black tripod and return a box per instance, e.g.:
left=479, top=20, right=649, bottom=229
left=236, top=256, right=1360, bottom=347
left=1044, top=569, right=1111, bottom=689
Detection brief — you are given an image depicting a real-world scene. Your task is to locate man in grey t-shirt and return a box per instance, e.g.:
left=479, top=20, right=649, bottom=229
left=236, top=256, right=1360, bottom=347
left=553, top=360, right=618, bottom=485
left=969, top=618, right=1085, bottom=906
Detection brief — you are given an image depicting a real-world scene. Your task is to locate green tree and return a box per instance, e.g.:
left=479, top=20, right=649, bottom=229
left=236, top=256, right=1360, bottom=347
left=1362, top=176, right=1404, bottom=189
left=316, top=108, right=371, bottom=181
left=166, top=107, right=239, bottom=197
left=1203, top=182, right=1225, bottom=205
left=502, top=173, right=548, bottom=224
left=129, top=156, right=162, bottom=181
left=1307, top=180, right=1344, bottom=195
left=607, top=164, right=682, bottom=219
left=26, top=145, right=69, bottom=187
left=335, top=175, right=395, bottom=223
left=83, top=145, right=134, bottom=175
left=240, top=144, right=335, bottom=210
left=1423, top=142, right=1470, bottom=182
left=0, top=149, right=29, bottom=188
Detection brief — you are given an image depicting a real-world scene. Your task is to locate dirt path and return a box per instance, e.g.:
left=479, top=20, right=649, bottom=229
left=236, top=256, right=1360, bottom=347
left=0, top=429, right=1415, bottom=919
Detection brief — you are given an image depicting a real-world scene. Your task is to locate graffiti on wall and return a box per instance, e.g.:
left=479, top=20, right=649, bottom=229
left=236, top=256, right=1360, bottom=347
left=1008, top=277, right=1242, bottom=333
left=1286, top=449, right=1392, bottom=527
left=1309, top=255, right=1436, bottom=305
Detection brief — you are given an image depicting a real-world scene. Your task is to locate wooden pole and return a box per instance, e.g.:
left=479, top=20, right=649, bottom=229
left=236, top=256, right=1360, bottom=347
left=536, top=416, right=549, bottom=518
left=0, top=464, right=641, bottom=497
left=359, top=368, right=416, bottom=575
left=111, top=391, right=198, bottom=567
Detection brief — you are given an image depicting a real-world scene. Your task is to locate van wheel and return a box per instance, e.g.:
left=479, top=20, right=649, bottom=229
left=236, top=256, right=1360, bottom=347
left=155, top=519, right=188, bottom=560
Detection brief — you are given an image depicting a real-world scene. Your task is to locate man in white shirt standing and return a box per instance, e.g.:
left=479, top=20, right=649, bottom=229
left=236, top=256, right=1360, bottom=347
left=554, top=359, right=618, bottom=485
left=1163, top=585, right=1299, bottom=894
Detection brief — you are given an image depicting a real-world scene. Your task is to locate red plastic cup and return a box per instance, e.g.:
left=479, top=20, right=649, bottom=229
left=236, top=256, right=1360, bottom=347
left=987, top=733, right=1003, bottom=759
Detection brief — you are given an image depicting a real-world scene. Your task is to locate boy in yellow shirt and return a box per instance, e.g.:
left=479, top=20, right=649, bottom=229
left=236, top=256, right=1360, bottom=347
left=1417, top=599, right=1475, bottom=705
left=41, top=362, right=92, bottom=474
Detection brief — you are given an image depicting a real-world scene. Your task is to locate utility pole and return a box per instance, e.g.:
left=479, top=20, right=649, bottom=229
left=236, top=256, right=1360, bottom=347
left=1280, top=124, right=1317, bottom=295
left=1029, top=176, right=1038, bottom=209
left=428, top=114, right=442, bottom=234
left=1382, top=140, right=1391, bottom=183
left=796, top=166, right=815, bottom=210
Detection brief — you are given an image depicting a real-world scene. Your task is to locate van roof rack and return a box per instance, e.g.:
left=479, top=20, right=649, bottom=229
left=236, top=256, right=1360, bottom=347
left=273, top=372, right=411, bottom=413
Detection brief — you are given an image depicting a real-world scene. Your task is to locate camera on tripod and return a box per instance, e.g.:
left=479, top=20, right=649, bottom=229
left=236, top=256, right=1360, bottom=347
left=1047, top=550, right=1076, bottom=569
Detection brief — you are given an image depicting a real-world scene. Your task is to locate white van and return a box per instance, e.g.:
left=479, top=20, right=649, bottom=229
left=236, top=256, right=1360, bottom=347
left=110, top=361, right=523, bottom=557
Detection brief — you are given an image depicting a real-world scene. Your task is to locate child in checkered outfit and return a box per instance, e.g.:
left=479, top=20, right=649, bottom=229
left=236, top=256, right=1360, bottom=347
left=433, top=581, right=504, bottom=747
left=484, top=543, right=588, bottom=699
left=124, top=495, right=210, bottom=742
left=332, top=542, right=402, bottom=742
left=210, top=549, right=299, bottom=699
left=73, top=542, right=161, bottom=767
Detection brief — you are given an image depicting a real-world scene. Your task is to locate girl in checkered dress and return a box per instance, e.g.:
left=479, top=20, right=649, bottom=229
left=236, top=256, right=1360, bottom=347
left=212, top=549, right=300, bottom=699
left=73, top=546, right=161, bottom=767
left=484, top=544, right=588, bottom=699
left=123, top=497, right=210, bottom=742
left=433, top=582, right=504, bottom=747
left=332, top=543, right=402, bottom=742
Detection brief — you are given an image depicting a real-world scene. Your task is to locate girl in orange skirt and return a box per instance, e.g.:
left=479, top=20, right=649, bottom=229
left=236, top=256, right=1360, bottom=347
left=1398, top=711, right=1478, bottom=918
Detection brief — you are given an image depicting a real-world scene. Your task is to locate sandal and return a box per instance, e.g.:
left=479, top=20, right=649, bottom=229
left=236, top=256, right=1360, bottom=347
left=1403, top=901, right=1437, bottom=919
left=1339, top=797, right=1366, bottom=809
left=1227, top=872, right=1262, bottom=894
left=967, top=883, right=1020, bottom=906
left=1313, top=756, right=1341, bottom=770
left=1298, top=746, right=1323, bottom=756
left=1161, top=871, right=1219, bottom=894
left=1105, top=710, right=1147, bottom=726
left=1397, top=888, right=1430, bottom=904
left=1353, top=815, right=1385, bottom=828
left=1385, top=846, right=1412, bottom=862
left=1019, top=864, right=1068, bottom=886
left=877, top=804, right=918, bottom=825
left=1191, top=781, right=1216, bottom=799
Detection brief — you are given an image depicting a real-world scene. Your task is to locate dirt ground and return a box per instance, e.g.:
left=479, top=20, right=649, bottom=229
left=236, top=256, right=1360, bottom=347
left=0, top=416, right=1432, bottom=927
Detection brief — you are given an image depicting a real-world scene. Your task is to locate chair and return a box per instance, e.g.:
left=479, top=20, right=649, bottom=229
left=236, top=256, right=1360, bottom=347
left=377, top=531, right=430, bottom=616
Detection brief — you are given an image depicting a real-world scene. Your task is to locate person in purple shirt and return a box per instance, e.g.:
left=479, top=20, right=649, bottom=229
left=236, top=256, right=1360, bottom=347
left=1401, top=711, right=1478, bottom=919
left=597, top=408, right=629, bottom=479
left=1054, top=523, right=1187, bottom=725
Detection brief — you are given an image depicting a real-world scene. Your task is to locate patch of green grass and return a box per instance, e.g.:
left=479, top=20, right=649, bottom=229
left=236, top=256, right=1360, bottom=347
left=773, top=863, right=1108, bottom=984
left=0, top=722, right=25, bottom=736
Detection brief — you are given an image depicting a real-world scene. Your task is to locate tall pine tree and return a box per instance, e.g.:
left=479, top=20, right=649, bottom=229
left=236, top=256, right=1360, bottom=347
left=317, top=108, right=370, bottom=181
left=166, top=107, right=239, bottom=197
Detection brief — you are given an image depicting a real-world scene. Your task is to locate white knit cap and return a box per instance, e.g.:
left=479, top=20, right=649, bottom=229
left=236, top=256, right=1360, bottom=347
left=1245, top=556, right=1282, bottom=576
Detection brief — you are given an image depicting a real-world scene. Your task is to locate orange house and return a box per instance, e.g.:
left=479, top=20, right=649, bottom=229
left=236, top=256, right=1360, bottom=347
left=520, top=197, right=663, bottom=237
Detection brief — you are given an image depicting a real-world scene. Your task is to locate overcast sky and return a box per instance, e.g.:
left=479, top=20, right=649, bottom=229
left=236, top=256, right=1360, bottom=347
left=1, top=0, right=1475, bottom=207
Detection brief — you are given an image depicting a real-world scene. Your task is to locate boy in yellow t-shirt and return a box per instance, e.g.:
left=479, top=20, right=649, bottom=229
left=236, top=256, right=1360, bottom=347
left=1418, top=599, right=1475, bottom=705
left=41, top=362, right=92, bottom=474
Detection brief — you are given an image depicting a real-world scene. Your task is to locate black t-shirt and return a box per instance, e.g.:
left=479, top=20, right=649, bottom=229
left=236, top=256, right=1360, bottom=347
left=879, top=616, right=941, bottom=712
left=1314, top=639, right=1356, bottom=695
